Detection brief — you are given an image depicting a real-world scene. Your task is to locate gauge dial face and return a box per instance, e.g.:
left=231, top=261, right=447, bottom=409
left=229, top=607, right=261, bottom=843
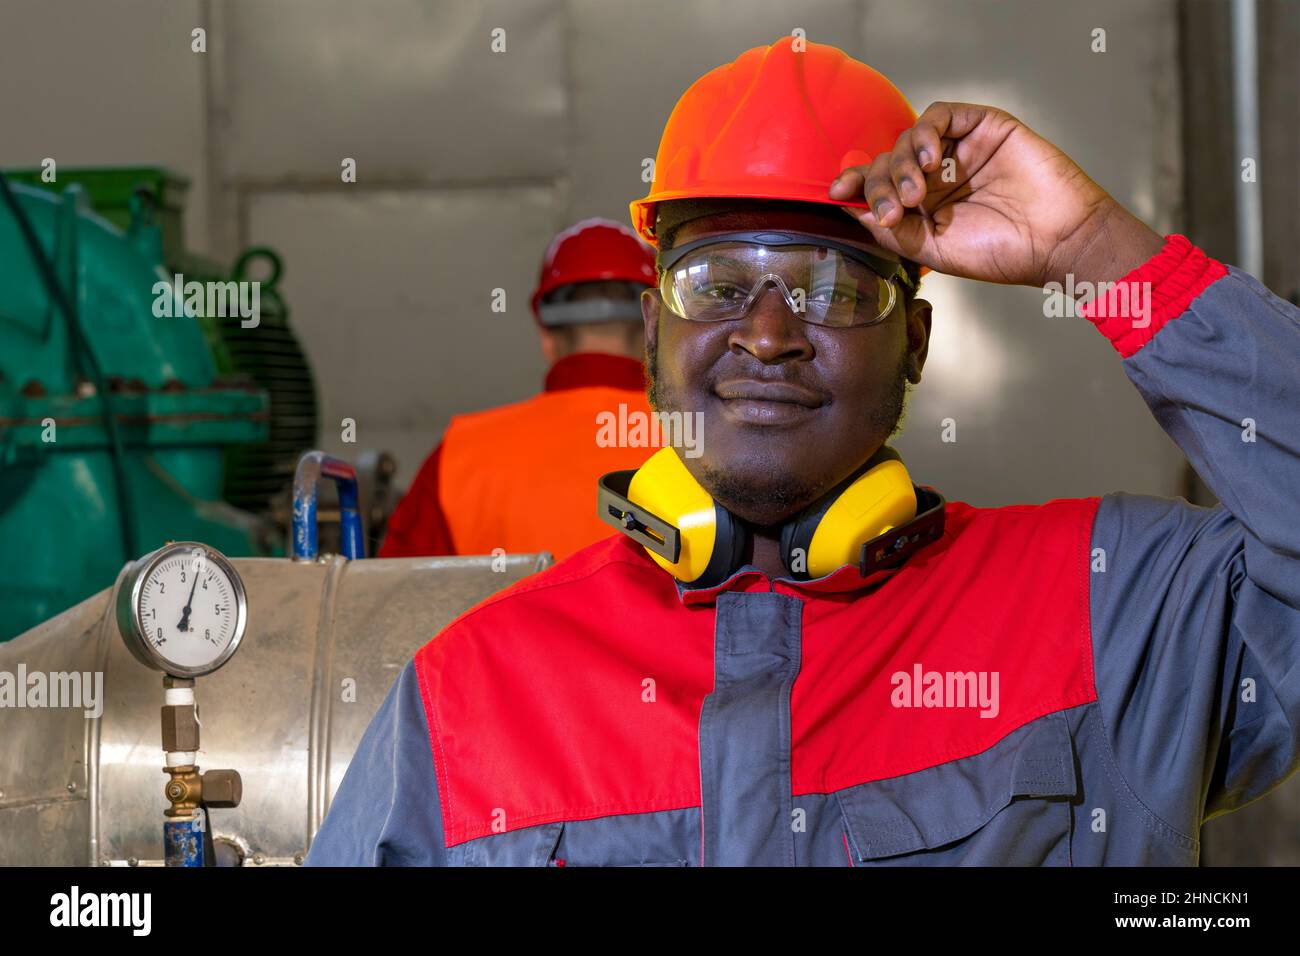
left=124, top=544, right=247, bottom=677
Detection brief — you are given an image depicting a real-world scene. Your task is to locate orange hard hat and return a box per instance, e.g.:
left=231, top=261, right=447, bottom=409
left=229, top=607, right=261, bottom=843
left=531, top=218, right=657, bottom=322
left=630, top=36, right=922, bottom=269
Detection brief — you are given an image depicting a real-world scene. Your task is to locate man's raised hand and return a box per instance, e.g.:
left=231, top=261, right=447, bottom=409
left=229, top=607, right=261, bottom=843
left=828, top=101, right=1163, bottom=290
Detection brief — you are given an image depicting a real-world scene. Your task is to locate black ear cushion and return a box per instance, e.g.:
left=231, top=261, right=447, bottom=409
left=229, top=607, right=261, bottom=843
left=781, top=495, right=835, bottom=580
left=691, top=503, right=748, bottom=590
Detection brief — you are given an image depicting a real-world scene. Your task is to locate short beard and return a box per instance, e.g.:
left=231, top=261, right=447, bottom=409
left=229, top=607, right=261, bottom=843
left=697, top=459, right=822, bottom=526
left=645, top=324, right=663, bottom=411
left=646, top=322, right=914, bottom=524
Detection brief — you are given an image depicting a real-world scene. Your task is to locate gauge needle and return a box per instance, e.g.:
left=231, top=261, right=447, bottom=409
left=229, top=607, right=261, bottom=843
left=177, top=573, right=200, bottom=631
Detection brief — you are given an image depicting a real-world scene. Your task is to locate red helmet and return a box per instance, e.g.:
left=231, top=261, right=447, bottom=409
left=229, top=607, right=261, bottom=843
left=630, top=36, right=921, bottom=269
left=531, top=218, right=657, bottom=324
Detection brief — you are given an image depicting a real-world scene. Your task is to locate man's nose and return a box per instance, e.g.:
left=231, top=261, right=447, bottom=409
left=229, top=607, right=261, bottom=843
left=727, top=281, right=815, bottom=363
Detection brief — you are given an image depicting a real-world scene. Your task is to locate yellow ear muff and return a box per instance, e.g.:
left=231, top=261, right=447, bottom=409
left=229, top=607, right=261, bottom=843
left=782, top=456, right=918, bottom=580
left=627, top=448, right=720, bottom=583
left=806, top=459, right=916, bottom=576
left=604, top=447, right=922, bottom=587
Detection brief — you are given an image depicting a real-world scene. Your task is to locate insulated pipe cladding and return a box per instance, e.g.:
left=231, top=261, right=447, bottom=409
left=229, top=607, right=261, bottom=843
left=0, top=551, right=552, bottom=866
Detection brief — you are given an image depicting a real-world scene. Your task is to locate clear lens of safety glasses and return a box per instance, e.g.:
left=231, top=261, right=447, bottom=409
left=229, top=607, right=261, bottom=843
left=657, top=231, right=911, bottom=328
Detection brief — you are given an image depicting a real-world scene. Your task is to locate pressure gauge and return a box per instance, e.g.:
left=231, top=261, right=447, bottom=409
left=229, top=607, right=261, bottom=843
left=116, top=542, right=248, bottom=678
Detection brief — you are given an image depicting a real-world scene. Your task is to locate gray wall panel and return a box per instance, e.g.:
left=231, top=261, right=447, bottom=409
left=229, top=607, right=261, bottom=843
left=219, top=0, right=566, bottom=184
left=856, top=0, right=1185, bottom=503
left=0, top=0, right=211, bottom=252
left=246, top=186, right=558, bottom=487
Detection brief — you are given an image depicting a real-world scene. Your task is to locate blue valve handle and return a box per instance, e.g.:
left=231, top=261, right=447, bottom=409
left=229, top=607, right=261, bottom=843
left=293, top=451, right=364, bottom=560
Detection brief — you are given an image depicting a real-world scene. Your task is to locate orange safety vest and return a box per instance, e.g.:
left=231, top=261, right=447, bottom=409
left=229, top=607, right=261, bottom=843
left=381, top=353, right=657, bottom=561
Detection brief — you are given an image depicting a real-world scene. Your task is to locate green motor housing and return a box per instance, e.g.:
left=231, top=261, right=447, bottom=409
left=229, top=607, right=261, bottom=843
left=0, top=172, right=272, bottom=641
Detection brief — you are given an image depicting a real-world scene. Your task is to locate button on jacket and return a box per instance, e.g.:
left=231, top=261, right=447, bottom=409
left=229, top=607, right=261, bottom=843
left=310, top=236, right=1300, bottom=866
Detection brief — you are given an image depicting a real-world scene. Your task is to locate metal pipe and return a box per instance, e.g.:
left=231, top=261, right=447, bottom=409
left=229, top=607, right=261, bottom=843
left=293, top=451, right=364, bottom=560
left=1231, top=0, right=1263, bottom=278
left=0, top=551, right=554, bottom=865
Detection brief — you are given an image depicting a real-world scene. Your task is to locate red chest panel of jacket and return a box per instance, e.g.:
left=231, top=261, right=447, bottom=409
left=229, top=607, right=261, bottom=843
left=415, top=496, right=1100, bottom=846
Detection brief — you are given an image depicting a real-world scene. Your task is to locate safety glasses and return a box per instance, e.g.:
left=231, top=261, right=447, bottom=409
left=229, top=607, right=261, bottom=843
left=657, top=231, right=913, bottom=328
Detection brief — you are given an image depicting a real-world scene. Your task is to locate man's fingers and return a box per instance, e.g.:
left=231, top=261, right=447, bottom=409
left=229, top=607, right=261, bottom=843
left=827, top=165, right=867, bottom=200
left=889, top=128, right=928, bottom=209
left=829, top=163, right=899, bottom=227
left=862, top=152, right=904, bottom=226
left=833, top=102, right=1000, bottom=207
left=914, top=101, right=993, bottom=144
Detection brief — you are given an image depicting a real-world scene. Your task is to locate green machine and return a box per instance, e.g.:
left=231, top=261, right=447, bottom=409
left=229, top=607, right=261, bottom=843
left=0, top=167, right=315, bottom=641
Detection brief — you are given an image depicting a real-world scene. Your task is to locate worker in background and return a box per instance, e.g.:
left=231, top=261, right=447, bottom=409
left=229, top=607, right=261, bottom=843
left=379, top=218, right=658, bottom=560
left=310, top=37, right=1300, bottom=866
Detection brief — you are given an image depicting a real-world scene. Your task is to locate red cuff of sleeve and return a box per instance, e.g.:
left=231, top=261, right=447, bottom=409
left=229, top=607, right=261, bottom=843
left=1078, top=234, right=1228, bottom=358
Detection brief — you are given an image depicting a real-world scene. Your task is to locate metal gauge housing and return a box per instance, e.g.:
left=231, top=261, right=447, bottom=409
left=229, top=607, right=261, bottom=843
left=115, top=542, right=248, bottom=678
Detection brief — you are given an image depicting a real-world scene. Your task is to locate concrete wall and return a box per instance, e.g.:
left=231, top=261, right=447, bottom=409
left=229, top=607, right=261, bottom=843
left=0, top=0, right=211, bottom=250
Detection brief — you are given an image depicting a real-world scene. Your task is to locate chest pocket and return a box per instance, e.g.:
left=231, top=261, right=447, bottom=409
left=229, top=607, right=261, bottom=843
left=454, top=810, right=697, bottom=867
left=453, top=822, right=564, bottom=867
left=836, top=711, right=1079, bottom=866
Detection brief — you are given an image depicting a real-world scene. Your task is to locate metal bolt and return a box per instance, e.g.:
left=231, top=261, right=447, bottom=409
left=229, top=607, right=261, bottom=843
left=98, top=858, right=110, bottom=867
left=293, top=852, right=304, bottom=866
left=253, top=852, right=265, bottom=865
left=127, top=857, right=139, bottom=867
left=67, top=782, right=77, bottom=793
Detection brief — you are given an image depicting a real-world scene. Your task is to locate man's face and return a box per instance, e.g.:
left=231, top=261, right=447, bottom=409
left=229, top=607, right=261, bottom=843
left=643, top=205, right=932, bottom=527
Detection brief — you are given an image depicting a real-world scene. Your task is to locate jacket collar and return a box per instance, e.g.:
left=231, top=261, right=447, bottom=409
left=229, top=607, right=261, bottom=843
left=544, top=352, right=646, bottom=393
